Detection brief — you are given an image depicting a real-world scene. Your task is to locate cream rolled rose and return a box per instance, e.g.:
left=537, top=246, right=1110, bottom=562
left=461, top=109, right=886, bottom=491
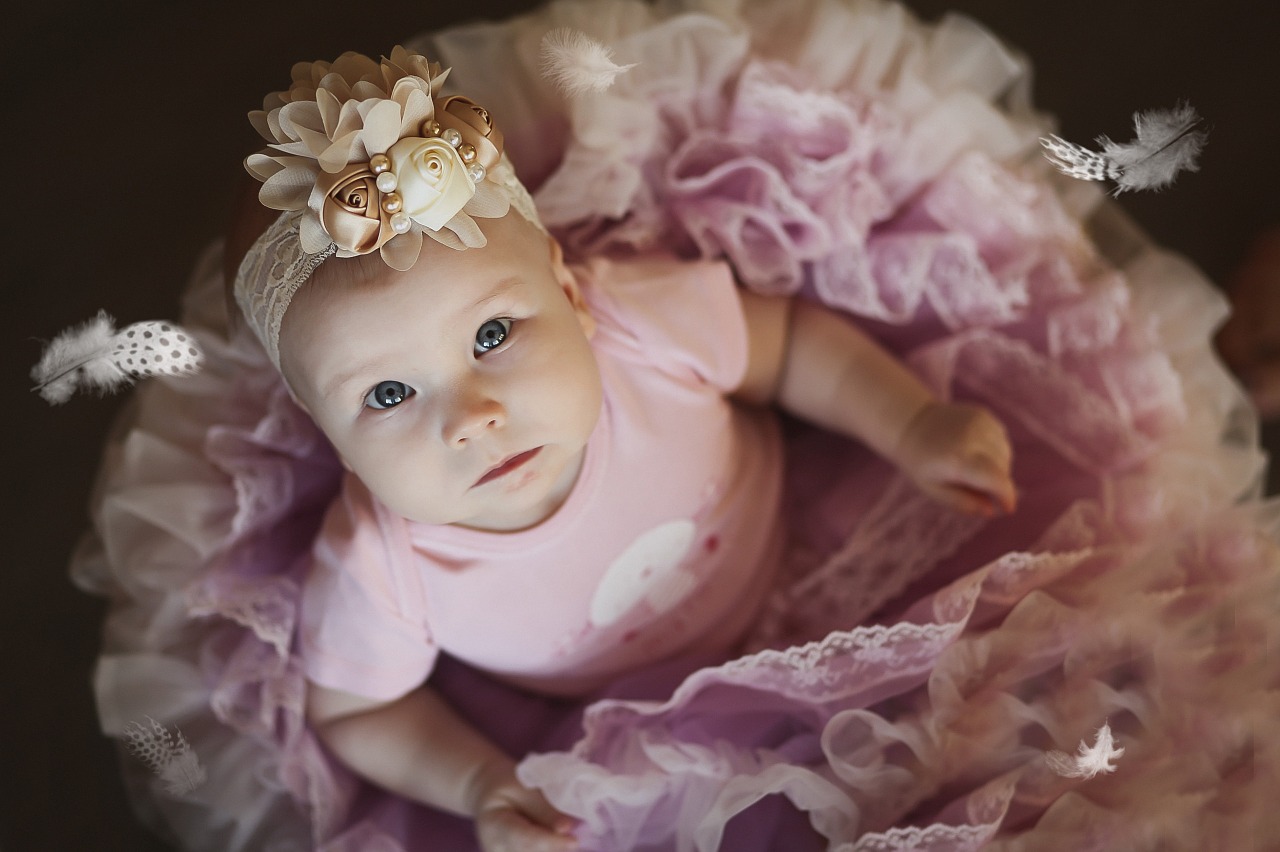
left=387, top=136, right=476, bottom=231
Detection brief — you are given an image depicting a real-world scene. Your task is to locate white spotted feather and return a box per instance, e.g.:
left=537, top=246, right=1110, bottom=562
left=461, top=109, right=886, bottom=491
left=123, top=717, right=207, bottom=797
left=1041, top=103, right=1207, bottom=194
left=31, top=312, right=203, bottom=404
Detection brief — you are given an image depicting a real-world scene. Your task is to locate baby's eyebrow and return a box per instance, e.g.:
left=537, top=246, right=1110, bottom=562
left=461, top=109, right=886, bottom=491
left=470, top=277, right=521, bottom=310
left=321, top=357, right=395, bottom=401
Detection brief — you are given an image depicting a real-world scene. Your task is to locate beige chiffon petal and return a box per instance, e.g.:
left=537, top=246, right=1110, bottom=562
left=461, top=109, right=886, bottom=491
left=350, top=80, right=385, bottom=101
left=464, top=182, right=513, bottom=219
left=316, top=88, right=343, bottom=138
left=423, top=224, right=469, bottom=252
left=278, top=101, right=323, bottom=139
left=397, top=86, right=433, bottom=137
left=443, top=212, right=487, bottom=248
left=248, top=111, right=273, bottom=143
left=359, top=99, right=403, bottom=157
left=267, top=140, right=314, bottom=158
left=317, top=130, right=360, bottom=174
left=332, top=99, right=362, bottom=141
left=298, top=213, right=333, bottom=255
left=294, top=125, right=335, bottom=160
left=380, top=229, right=424, bottom=270
left=259, top=164, right=318, bottom=210
left=245, top=153, right=285, bottom=182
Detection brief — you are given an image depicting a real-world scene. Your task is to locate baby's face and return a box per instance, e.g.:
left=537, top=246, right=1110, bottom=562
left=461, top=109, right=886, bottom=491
left=279, top=213, right=602, bottom=531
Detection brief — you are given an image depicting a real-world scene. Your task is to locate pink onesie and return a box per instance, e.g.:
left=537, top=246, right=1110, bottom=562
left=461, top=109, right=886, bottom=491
left=299, top=254, right=785, bottom=700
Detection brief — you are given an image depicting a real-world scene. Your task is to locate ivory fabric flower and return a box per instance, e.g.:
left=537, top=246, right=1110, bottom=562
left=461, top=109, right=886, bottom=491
left=388, top=136, right=476, bottom=230
left=244, top=45, right=511, bottom=269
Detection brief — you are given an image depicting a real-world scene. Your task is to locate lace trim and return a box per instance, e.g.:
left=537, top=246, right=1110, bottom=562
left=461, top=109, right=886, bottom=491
left=186, top=574, right=299, bottom=659
left=852, top=822, right=995, bottom=851
left=233, top=211, right=335, bottom=369
left=709, top=590, right=977, bottom=701
left=492, top=157, right=544, bottom=235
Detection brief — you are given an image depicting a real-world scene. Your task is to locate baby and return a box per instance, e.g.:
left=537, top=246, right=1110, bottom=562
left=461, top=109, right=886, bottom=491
left=223, top=47, right=1017, bottom=852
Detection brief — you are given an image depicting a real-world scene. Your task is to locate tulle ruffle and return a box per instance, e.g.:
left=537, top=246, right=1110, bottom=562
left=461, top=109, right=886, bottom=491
left=73, top=0, right=1274, bottom=850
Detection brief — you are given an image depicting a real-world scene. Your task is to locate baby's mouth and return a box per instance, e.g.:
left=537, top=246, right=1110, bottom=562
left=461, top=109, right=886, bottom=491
left=474, top=447, right=542, bottom=488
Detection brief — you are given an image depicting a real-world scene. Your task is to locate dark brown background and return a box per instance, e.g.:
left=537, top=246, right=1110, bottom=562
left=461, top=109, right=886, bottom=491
left=4, top=1, right=1277, bottom=849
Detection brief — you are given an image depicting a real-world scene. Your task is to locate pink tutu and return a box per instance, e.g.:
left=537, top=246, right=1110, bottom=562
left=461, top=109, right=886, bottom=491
left=73, top=1, right=1277, bottom=849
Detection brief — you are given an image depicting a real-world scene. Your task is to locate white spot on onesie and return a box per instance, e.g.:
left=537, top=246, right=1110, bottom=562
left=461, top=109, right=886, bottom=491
left=589, top=520, right=698, bottom=627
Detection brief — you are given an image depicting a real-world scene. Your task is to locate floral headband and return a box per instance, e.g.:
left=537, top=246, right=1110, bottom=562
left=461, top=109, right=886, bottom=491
left=234, top=46, right=544, bottom=368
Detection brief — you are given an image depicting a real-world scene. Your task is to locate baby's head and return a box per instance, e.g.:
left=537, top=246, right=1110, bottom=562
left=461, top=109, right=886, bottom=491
left=234, top=47, right=602, bottom=531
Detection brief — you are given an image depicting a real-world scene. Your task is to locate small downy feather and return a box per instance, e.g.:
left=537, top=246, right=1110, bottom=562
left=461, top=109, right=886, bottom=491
left=1041, top=103, right=1207, bottom=194
left=1045, top=721, right=1125, bottom=779
left=539, top=28, right=636, bottom=97
left=30, top=313, right=203, bottom=404
left=123, top=717, right=207, bottom=797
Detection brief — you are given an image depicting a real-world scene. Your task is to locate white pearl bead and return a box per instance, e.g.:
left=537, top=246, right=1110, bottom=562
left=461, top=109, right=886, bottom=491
left=467, top=163, right=487, bottom=183
left=441, top=128, right=463, bottom=148
left=390, top=212, right=411, bottom=233
left=376, top=172, right=398, bottom=193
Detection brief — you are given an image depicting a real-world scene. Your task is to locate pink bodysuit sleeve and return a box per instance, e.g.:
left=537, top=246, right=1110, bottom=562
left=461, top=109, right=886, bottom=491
left=299, top=474, right=438, bottom=702
left=581, top=254, right=750, bottom=392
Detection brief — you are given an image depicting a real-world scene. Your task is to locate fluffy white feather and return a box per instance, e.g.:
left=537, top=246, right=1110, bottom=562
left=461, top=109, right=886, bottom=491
left=539, top=28, right=636, bottom=96
left=1041, top=103, right=1207, bottom=194
left=123, top=717, right=207, bottom=796
left=30, top=311, right=130, bottom=404
left=30, top=314, right=203, bottom=404
left=1046, top=721, right=1125, bottom=779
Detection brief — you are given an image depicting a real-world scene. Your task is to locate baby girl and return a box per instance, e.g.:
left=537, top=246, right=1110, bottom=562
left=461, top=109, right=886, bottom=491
left=223, top=46, right=1016, bottom=851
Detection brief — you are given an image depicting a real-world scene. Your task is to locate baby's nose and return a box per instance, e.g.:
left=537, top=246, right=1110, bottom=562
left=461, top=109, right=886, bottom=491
left=443, top=392, right=506, bottom=446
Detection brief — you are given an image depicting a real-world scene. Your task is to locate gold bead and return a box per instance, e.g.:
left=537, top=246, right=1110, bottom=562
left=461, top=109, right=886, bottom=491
left=370, top=154, right=391, bottom=174
left=459, top=144, right=477, bottom=163
left=422, top=120, right=441, bottom=137
left=381, top=192, right=403, bottom=214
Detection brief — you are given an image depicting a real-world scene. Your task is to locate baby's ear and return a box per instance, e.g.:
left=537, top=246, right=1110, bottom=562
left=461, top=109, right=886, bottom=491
left=548, top=235, right=596, bottom=339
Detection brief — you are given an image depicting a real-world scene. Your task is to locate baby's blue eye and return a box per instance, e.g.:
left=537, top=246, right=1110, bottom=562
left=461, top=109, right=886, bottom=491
left=365, top=380, right=414, bottom=410
left=475, top=318, right=512, bottom=355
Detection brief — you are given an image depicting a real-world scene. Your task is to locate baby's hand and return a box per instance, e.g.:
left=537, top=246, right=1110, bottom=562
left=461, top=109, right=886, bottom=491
left=473, top=767, right=579, bottom=852
left=895, top=401, right=1017, bottom=516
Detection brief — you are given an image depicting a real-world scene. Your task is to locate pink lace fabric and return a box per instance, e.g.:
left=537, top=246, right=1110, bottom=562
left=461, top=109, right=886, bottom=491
left=72, top=1, right=1276, bottom=850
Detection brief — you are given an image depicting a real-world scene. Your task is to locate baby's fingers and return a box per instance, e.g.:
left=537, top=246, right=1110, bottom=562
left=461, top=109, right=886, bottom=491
left=938, top=453, right=1017, bottom=515
left=476, top=807, right=579, bottom=852
left=519, top=790, right=579, bottom=838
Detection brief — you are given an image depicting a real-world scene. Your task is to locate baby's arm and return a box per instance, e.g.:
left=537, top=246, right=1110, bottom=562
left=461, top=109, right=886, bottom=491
left=308, top=680, right=578, bottom=852
left=737, top=293, right=1017, bottom=515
